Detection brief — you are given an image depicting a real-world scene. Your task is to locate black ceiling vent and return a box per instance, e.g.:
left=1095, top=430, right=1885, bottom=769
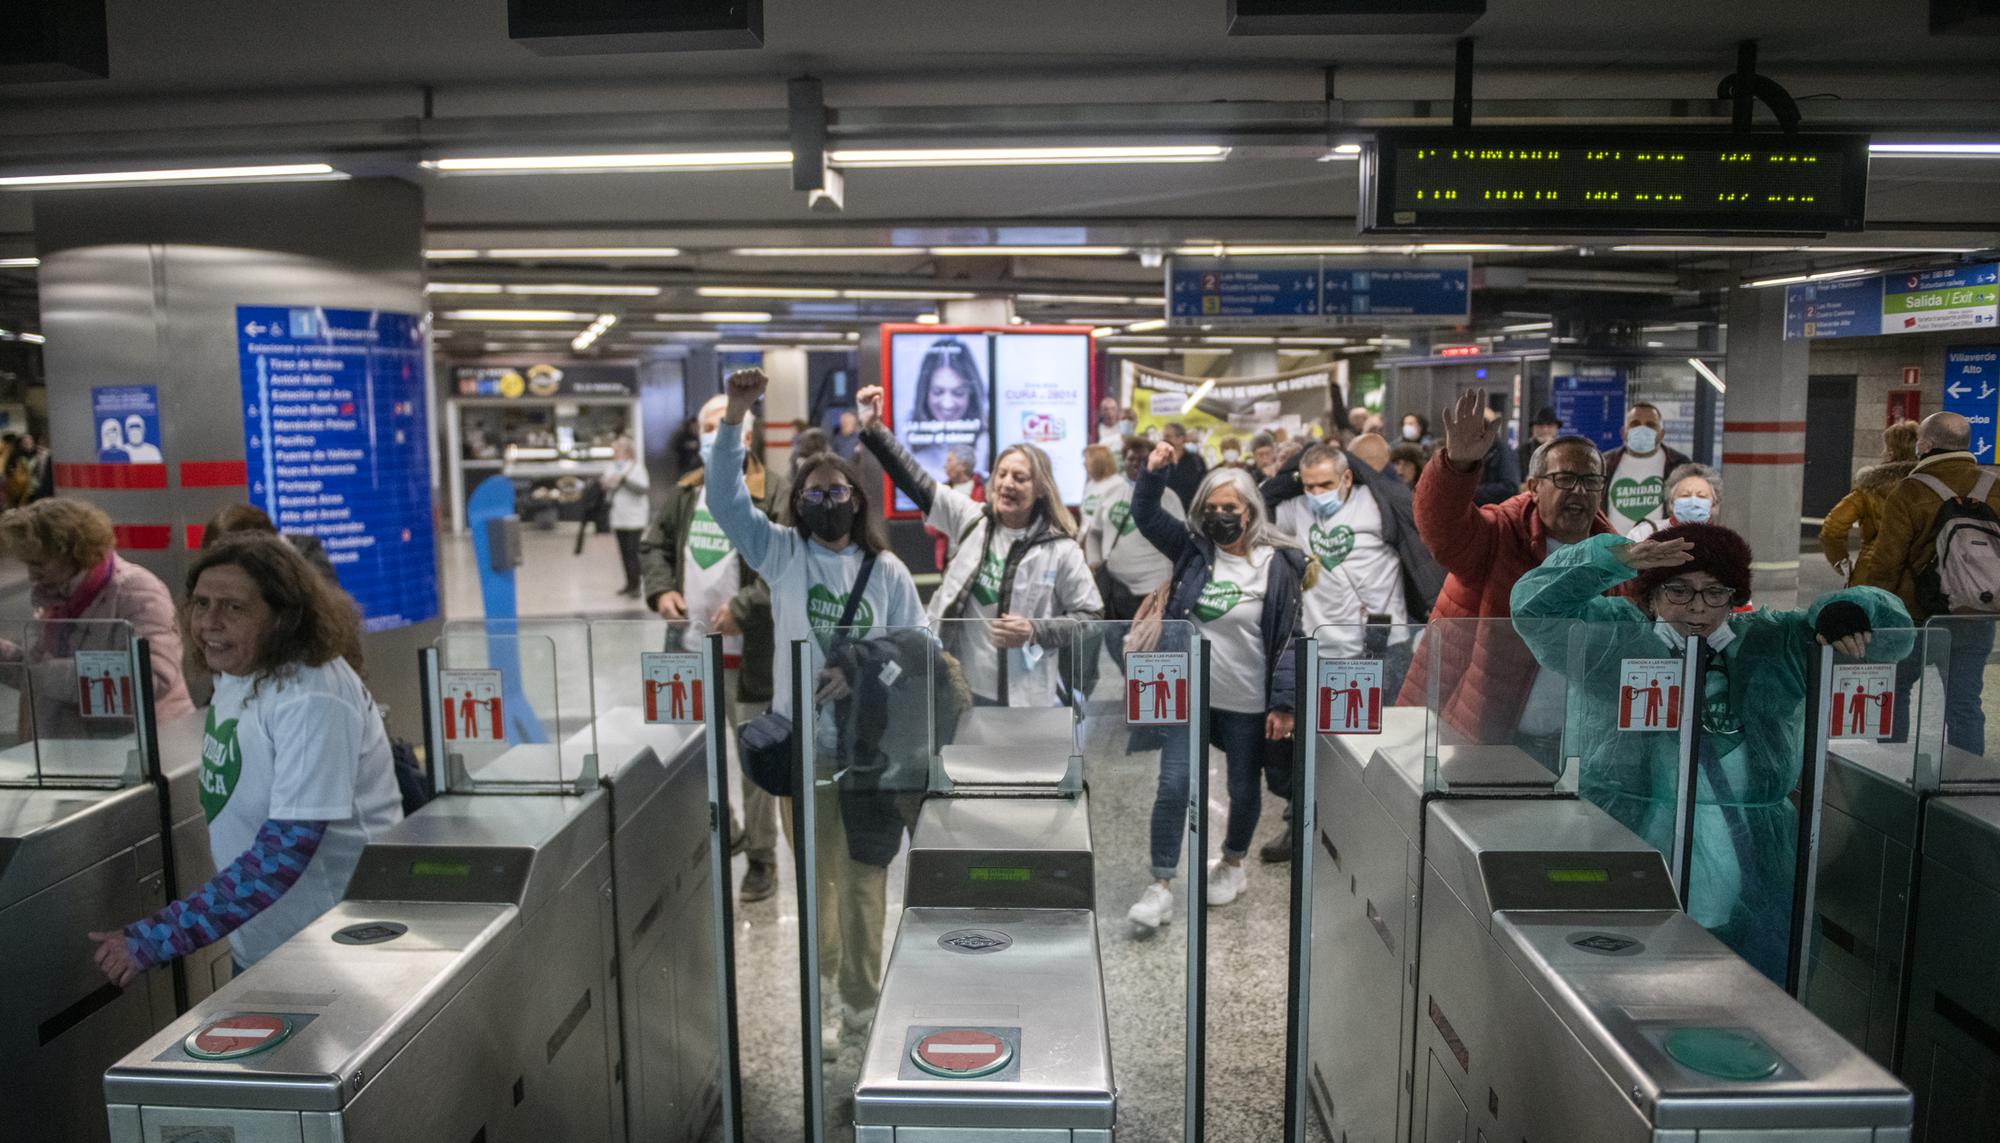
left=1227, top=0, right=1483, bottom=35
left=1, top=0, right=109, bottom=81
left=1932, top=0, right=2000, bottom=33
left=509, top=0, right=763, bottom=54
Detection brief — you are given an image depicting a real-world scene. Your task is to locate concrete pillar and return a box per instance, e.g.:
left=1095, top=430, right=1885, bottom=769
left=940, top=296, right=1013, bottom=327
left=1721, top=285, right=1811, bottom=609
left=34, top=179, right=434, bottom=735
left=760, top=346, right=809, bottom=474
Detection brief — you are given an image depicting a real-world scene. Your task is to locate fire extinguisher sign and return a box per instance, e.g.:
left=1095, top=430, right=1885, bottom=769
left=1315, top=658, right=1384, bottom=735
left=1617, top=659, right=1683, bottom=732
left=641, top=651, right=706, bottom=725
left=1126, top=652, right=1190, bottom=726
left=75, top=650, right=134, bottom=720
left=439, top=669, right=505, bottom=743
left=1828, top=662, right=1896, bottom=742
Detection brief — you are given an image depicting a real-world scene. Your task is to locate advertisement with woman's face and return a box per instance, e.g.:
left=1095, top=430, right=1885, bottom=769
left=890, top=333, right=992, bottom=511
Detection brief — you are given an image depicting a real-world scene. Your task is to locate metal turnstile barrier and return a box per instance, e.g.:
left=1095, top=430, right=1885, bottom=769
left=1288, top=617, right=1915, bottom=1143
left=0, top=620, right=225, bottom=1143
left=102, top=620, right=741, bottom=1143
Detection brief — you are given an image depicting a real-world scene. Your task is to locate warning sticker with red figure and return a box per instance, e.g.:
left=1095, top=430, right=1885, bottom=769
left=439, top=669, right=504, bottom=742
left=1829, top=663, right=1896, bottom=742
left=1126, top=652, right=1189, bottom=726
left=1315, top=658, right=1383, bottom=735
left=641, top=651, right=706, bottom=725
left=75, top=650, right=134, bottom=720
left=1617, top=659, right=1683, bottom=732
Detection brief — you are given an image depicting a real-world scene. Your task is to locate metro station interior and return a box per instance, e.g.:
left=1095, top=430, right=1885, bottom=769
left=6, top=2, right=2000, bottom=1142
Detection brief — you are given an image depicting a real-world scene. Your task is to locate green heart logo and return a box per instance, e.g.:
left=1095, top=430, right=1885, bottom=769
left=970, top=549, right=1005, bottom=605
left=1310, top=523, right=1355, bottom=571
left=806, top=583, right=875, bottom=633
left=1193, top=578, right=1243, bottom=623
left=1108, top=501, right=1137, bottom=537
left=198, top=710, right=241, bottom=822
left=1610, top=475, right=1663, bottom=524
left=687, top=508, right=734, bottom=570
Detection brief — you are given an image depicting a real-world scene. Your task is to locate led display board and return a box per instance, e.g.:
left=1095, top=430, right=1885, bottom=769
left=1362, top=129, right=1870, bottom=234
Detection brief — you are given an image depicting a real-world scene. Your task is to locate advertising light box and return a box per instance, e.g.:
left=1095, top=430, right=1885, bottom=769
left=880, top=325, right=1094, bottom=516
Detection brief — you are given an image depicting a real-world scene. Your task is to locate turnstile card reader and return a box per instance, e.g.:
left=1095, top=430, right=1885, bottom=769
left=904, top=794, right=1093, bottom=911
left=1416, top=798, right=1913, bottom=1142
left=854, top=907, right=1115, bottom=1142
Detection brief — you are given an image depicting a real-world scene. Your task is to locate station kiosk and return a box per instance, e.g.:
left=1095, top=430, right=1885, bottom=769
left=1, top=620, right=226, bottom=1143
left=101, top=620, right=742, bottom=1143
left=795, top=618, right=1209, bottom=1143
left=1285, top=618, right=1916, bottom=1143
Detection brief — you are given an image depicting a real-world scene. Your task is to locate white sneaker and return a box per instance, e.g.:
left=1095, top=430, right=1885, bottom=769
left=1206, top=859, right=1248, bottom=906
left=842, top=1005, right=875, bottom=1045
left=1126, top=883, right=1174, bottom=931
left=821, top=1007, right=845, bottom=1055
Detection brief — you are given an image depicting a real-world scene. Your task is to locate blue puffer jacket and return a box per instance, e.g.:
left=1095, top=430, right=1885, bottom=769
left=1131, top=467, right=1306, bottom=714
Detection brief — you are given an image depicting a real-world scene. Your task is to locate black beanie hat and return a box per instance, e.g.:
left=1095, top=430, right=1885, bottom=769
left=1632, top=522, right=1753, bottom=605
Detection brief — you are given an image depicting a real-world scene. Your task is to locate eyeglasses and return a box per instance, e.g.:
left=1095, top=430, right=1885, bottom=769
left=1543, top=472, right=1607, bottom=492
left=1659, top=582, right=1736, bottom=606
left=799, top=485, right=854, bottom=506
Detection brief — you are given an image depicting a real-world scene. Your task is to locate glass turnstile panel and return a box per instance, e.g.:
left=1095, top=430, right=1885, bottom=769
left=6, top=619, right=147, bottom=788
left=427, top=630, right=575, bottom=791
left=1924, top=616, right=2000, bottom=786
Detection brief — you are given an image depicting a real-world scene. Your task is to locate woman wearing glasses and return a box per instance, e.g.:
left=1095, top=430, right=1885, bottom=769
left=855, top=383, right=1101, bottom=709
left=1510, top=522, right=1907, bottom=982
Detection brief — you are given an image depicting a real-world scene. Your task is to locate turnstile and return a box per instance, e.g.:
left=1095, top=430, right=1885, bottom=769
left=103, top=628, right=735, bottom=1143
left=854, top=793, right=1115, bottom=1142
left=1901, top=794, right=2000, bottom=1138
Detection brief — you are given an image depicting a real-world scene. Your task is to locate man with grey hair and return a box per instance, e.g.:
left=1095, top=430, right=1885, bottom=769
left=1858, top=410, right=2000, bottom=750
left=1161, top=420, right=1207, bottom=507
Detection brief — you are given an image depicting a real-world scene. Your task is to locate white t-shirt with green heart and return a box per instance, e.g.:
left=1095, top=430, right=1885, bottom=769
left=1277, top=486, right=1409, bottom=657
left=1086, top=479, right=1182, bottom=596
left=1609, top=447, right=1669, bottom=528
left=681, top=489, right=744, bottom=658
left=1196, top=547, right=1274, bottom=714
left=957, top=524, right=1025, bottom=701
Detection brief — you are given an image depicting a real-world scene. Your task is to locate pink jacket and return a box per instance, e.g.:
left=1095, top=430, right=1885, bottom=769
left=32, top=555, right=194, bottom=732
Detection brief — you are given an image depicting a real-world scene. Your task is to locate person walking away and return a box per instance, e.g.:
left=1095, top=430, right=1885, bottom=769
left=1161, top=421, right=1208, bottom=507
left=1397, top=388, right=1615, bottom=757
left=856, top=384, right=1101, bottom=709
left=1821, top=420, right=1919, bottom=581
left=640, top=394, right=789, bottom=901
left=704, top=369, right=926, bottom=1048
left=1855, top=411, right=2000, bottom=752
left=923, top=443, right=985, bottom=572
left=1512, top=524, right=1907, bottom=981
left=1125, top=447, right=1306, bottom=928
left=1601, top=403, right=1692, bottom=535
left=1627, top=463, right=1723, bottom=542
left=602, top=435, right=650, bottom=598
left=830, top=410, right=862, bottom=461
left=89, top=535, right=402, bottom=982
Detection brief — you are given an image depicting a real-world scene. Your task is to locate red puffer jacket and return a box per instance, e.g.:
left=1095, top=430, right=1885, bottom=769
left=1394, top=454, right=1613, bottom=743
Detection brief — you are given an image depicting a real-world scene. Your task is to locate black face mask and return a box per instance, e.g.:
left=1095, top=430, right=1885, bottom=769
left=1200, top=510, right=1244, bottom=546
left=799, top=500, right=857, bottom=544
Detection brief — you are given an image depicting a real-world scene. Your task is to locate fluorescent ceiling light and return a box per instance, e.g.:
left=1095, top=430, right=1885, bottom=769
left=1124, top=318, right=1167, bottom=333
left=842, top=287, right=979, bottom=300
left=1611, top=243, right=1983, bottom=254
left=425, top=249, right=480, bottom=260
left=18, top=332, right=46, bottom=344
left=1418, top=243, right=1569, bottom=253
left=914, top=314, right=941, bottom=325
left=509, top=283, right=662, bottom=296
left=1744, top=267, right=1874, bottom=289
left=1277, top=337, right=1352, bottom=345
left=426, top=282, right=505, bottom=294
left=1689, top=358, right=1726, bottom=393
left=1105, top=347, right=1176, bottom=356
left=0, top=257, right=40, bottom=268
left=930, top=246, right=1131, bottom=257
left=827, top=145, right=1229, bottom=168
left=1870, top=142, right=2000, bottom=157
left=1500, top=321, right=1553, bottom=333
left=426, top=151, right=792, bottom=174
left=483, top=247, right=681, bottom=259
left=731, top=247, right=923, bottom=257
left=440, top=309, right=596, bottom=322
left=1174, top=244, right=1373, bottom=257
left=653, top=311, right=773, bottom=323
left=1017, top=292, right=1150, bottom=305
left=1091, top=327, right=1119, bottom=339
left=1204, top=336, right=1278, bottom=345
left=0, top=163, right=343, bottom=189
left=699, top=286, right=841, bottom=299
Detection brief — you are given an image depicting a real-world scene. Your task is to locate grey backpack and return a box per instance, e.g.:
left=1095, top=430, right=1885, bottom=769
left=1912, top=470, right=2000, bottom=615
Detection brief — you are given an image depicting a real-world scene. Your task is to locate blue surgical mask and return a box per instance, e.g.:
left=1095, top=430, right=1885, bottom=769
left=697, top=429, right=719, bottom=467
left=1184, top=441, right=1198, bottom=454
left=1117, top=419, right=1134, bottom=436
left=1626, top=425, right=1658, bottom=454
left=1672, top=495, right=1712, bottom=524
left=1308, top=488, right=1345, bottom=519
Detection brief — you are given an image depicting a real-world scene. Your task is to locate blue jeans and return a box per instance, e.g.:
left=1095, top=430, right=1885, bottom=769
left=1148, top=708, right=1291, bottom=880
left=1945, top=619, right=1995, bottom=755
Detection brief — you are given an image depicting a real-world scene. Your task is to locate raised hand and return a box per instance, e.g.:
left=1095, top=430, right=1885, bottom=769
left=1147, top=441, right=1177, bottom=473
left=1441, top=387, right=1498, bottom=469
left=1614, top=537, right=1695, bottom=571
left=724, top=369, right=768, bottom=424
left=855, top=385, right=885, bottom=427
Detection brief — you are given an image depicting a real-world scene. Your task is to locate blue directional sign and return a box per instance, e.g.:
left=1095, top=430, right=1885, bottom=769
left=236, top=305, right=438, bottom=631
left=1945, top=347, right=2000, bottom=462
left=1785, top=263, right=2000, bottom=341
left=1551, top=370, right=1627, bottom=453
left=1783, top=276, right=1883, bottom=340
left=1167, top=256, right=1471, bottom=327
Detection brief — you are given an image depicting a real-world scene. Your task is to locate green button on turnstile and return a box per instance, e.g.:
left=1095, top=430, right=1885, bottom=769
left=1663, top=1027, right=1781, bottom=1081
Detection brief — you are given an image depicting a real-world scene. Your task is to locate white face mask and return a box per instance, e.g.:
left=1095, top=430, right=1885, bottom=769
left=1401, top=424, right=1421, bottom=442
left=697, top=429, right=719, bottom=466
left=1626, top=425, right=1659, bottom=454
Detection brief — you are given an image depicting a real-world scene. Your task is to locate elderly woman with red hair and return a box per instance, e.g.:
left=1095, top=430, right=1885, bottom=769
left=1510, top=522, right=1908, bottom=983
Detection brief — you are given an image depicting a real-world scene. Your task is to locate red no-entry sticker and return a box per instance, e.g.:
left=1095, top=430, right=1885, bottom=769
left=912, top=1028, right=1013, bottom=1078
left=186, top=1013, right=293, bottom=1061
